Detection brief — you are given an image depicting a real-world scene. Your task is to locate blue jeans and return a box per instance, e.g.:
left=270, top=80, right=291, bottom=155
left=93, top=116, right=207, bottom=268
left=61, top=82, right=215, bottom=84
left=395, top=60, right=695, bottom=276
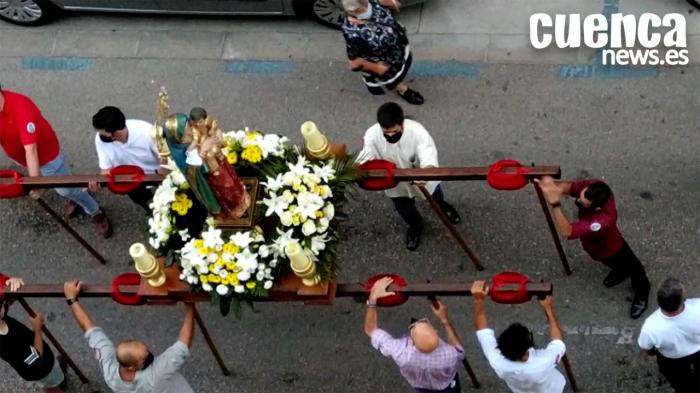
left=39, top=152, right=100, bottom=216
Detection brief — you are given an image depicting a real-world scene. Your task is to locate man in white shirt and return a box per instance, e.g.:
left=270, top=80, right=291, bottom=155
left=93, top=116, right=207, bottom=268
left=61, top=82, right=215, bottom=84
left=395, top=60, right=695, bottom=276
left=360, top=102, right=461, bottom=250
left=471, top=281, right=567, bottom=393
left=63, top=280, right=196, bottom=393
left=638, top=278, right=700, bottom=392
left=89, top=106, right=161, bottom=212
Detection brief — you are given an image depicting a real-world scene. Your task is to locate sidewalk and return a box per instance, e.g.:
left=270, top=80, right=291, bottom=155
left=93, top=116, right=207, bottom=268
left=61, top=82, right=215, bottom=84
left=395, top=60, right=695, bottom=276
left=0, top=0, right=698, bottom=64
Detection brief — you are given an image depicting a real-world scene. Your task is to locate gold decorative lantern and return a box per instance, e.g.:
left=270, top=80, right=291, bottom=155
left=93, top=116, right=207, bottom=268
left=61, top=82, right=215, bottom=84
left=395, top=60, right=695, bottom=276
left=285, top=242, right=321, bottom=287
left=130, top=243, right=166, bottom=287
left=152, top=87, right=172, bottom=162
left=301, top=121, right=331, bottom=160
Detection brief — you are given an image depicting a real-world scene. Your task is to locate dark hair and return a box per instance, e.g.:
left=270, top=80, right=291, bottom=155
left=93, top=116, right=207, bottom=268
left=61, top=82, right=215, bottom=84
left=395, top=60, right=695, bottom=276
left=92, top=106, right=126, bottom=133
left=189, top=107, right=207, bottom=122
left=497, top=323, right=533, bottom=361
left=377, top=102, right=404, bottom=129
left=583, top=182, right=612, bottom=209
left=657, top=278, right=684, bottom=312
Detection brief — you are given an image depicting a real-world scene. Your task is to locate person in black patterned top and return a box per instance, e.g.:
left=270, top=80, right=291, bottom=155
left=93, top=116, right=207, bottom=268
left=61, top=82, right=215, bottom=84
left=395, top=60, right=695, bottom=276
left=341, top=0, right=424, bottom=105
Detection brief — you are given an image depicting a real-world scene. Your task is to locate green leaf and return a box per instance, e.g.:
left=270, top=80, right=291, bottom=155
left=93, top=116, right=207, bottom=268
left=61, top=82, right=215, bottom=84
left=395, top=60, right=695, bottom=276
left=219, top=295, right=232, bottom=316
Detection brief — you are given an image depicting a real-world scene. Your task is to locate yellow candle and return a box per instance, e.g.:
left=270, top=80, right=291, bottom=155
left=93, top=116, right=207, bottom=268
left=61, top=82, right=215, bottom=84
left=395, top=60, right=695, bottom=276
left=300, top=121, right=330, bottom=159
left=130, top=243, right=154, bottom=272
left=285, top=242, right=310, bottom=271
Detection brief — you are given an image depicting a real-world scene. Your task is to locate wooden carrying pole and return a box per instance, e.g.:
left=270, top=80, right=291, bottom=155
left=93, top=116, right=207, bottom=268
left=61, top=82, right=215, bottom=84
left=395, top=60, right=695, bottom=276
left=17, top=298, right=89, bottom=384
left=363, top=165, right=571, bottom=275
left=417, top=185, right=483, bottom=271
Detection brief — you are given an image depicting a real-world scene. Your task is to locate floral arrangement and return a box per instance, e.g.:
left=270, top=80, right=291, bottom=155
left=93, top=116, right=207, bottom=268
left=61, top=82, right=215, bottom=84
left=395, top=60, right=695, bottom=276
left=148, top=128, right=358, bottom=317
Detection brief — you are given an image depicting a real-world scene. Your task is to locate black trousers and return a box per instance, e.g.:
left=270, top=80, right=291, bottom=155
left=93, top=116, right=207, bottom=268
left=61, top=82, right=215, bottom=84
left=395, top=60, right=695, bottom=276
left=657, top=350, right=700, bottom=392
left=391, top=185, right=455, bottom=234
left=127, top=184, right=154, bottom=213
left=601, top=240, right=651, bottom=300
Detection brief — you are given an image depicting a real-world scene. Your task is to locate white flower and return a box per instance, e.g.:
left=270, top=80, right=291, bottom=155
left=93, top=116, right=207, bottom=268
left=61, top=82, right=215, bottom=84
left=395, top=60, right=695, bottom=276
left=238, top=271, right=251, bottom=281
left=258, top=245, right=270, bottom=258
left=287, top=156, right=311, bottom=176
left=153, top=184, right=176, bottom=206
left=262, top=192, right=291, bottom=218
left=310, top=233, right=329, bottom=256
left=282, top=189, right=295, bottom=203
left=236, top=249, right=259, bottom=272
left=270, top=258, right=278, bottom=268
left=317, top=217, right=330, bottom=234
left=230, top=231, right=254, bottom=249
left=170, top=170, right=187, bottom=186
left=216, top=285, right=229, bottom=296
left=271, top=228, right=296, bottom=257
left=302, top=220, right=317, bottom=236
left=257, top=263, right=266, bottom=271
left=206, top=253, right=218, bottom=263
left=148, top=237, right=161, bottom=249
left=295, top=191, right=325, bottom=220
left=201, top=227, right=224, bottom=249
left=264, top=280, right=273, bottom=290
left=234, top=285, right=245, bottom=293
left=178, top=229, right=191, bottom=242
left=313, top=163, right=336, bottom=183
left=322, top=203, right=335, bottom=221
left=302, top=174, right=321, bottom=188
left=280, top=211, right=293, bottom=227
left=320, top=185, right=332, bottom=199
left=256, top=271, right=265, bottom=281
left=262, top=173, right=285, bottom=193
left=202, top=283, right=213, bottom=292
left=218, top=270, right=228, bottom=278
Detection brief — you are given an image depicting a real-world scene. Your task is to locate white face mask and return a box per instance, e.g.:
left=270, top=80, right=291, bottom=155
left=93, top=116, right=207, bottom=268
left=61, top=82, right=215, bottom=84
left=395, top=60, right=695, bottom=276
left=355, top=4, right=372, bottom=20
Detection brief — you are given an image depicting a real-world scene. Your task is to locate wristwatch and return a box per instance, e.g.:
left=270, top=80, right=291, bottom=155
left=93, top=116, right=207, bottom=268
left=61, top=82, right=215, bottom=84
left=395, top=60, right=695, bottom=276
left=66, top=298, right=79, bottom=306
left=549, top=201, right=561, bottom=208
left=366, top=300, right=377, bottom=308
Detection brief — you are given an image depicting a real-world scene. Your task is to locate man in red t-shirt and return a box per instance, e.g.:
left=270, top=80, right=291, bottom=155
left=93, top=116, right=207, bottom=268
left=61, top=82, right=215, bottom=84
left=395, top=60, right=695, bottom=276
left=0, top=85, right=112, bottom=238
left=536, top=176, right=650, bottom=319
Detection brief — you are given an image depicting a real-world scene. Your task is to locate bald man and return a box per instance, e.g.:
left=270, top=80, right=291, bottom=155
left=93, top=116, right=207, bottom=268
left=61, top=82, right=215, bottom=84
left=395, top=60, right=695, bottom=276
left=63, top=280, right=196, bottom=393
left=365, top=277, right=464, bottom=392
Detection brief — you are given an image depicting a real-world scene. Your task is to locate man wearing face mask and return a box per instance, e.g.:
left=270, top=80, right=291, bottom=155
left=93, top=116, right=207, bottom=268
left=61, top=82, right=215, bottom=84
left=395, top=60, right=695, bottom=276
left=534, top=176, right=650, bottom=319
left=360, top=102, right=461, bottom=250
left=63, top=280, right=196, bottom=393
left=88, top=106, right=161, bottom=212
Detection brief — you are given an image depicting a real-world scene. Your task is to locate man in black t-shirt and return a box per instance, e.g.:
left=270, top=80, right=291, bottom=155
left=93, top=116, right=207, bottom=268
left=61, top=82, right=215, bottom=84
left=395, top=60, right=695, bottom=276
left=0, top=277, right=66, bottom=392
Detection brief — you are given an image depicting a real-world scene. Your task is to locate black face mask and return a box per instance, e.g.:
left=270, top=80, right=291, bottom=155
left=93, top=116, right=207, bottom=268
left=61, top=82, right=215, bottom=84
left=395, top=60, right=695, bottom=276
left=142, top=352, right=154, bottom=369
left=99, top=134, right=115, bottom=143
left=383, top=131, right=403, bottom=144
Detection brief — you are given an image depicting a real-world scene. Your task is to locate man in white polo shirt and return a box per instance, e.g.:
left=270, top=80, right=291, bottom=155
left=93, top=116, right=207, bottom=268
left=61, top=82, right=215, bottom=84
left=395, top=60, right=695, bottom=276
left=89, top=106, right=160, bottom=212
left=360, top=102, right=462, bottom=251
left=638, top=278, right=700, bottom=392
left=470, top=281, right=567, bottom=393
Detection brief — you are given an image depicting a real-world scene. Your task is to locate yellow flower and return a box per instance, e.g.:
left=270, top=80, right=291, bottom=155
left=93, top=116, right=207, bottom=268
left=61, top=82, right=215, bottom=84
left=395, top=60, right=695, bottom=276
left=220, top=276, right=229, bottom=286
left=194, top=239, right=204, bottom=249
left=292, top=215, right=301, bottom=226
left=171, top=194, right=193, bottom=216
left=223, top=243, right=240, bottom=255
left=226, top=152, right=238, bottom=165
left=225, top=262, right=237, bottom=271
left=208, top=274, right=221, bottom=284
left=245, top=131, right=260, bottom=140
left=199, top=275, right=208, bottom=284
left=246, top=281, right=256, bottom=289
left=229, top=275, right=239, bottom=286
left=216, top=257, right=225, bottom=267
left=199, top=247, right=210, bottom=256
left=315, top=211, right=324, bottom=218
left=241, top=145, right=263, bottom=163
left=314, top=185, right=322, bottom=195
left=208, top=264, right=215, bottom=272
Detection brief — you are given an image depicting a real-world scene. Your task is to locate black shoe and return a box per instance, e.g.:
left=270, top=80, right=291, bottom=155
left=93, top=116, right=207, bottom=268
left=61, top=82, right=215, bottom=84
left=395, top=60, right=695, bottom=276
left=630, top=297, right=648, bottom=319
left=442, top=206, right=462, bottom=225
left=398, top=88, right=424, bottom=105
left=366, top=85, right=385, bottom=95
left=603, top=270, right=626, bottom=288
left=406, top=230, right=421, bottom=251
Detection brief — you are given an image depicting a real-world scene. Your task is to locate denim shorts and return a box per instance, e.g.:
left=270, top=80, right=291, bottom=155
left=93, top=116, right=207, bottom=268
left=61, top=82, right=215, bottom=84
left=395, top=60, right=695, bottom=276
left=36, top=358, right=64, bottom=388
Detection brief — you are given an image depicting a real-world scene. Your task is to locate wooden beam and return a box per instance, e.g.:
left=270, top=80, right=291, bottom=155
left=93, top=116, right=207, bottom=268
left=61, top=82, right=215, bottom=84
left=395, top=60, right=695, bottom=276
left=335, top=282, right=552, bottom=297
left=364, top=165, right=561, bottom=182
left=0, top=174, right=165, bottom=189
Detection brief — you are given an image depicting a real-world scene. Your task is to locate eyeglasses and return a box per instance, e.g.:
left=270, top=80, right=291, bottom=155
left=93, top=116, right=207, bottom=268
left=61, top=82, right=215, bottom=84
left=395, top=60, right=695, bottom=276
left=408, top=317, right=429, bottom=331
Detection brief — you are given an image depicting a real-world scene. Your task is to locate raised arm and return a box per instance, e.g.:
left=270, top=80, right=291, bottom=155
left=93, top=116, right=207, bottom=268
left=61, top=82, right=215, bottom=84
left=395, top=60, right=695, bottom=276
left=535, top=176, right=573, bottom=237
left=178, top=303, right=196, bottom=348
left=538, top=296, right=563, bottom=341
left=364, top=277, right=395, bottom=337
left=471, top=281, right=489, bottom=330
left=431, top=299, right=462, bottom=347
left=64, top=280, right=95, bottom=332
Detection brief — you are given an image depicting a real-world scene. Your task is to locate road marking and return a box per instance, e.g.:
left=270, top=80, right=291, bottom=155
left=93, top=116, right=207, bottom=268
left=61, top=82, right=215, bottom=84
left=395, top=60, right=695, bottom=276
left=225, top=60, right=293, bottom=74
left=22, top=57, right=92, bottom=72
left=410, top=61, right=481, bottom=77
left=557, top=0, right=660, bottom=80
left=533, top=324, right=637, bottom=345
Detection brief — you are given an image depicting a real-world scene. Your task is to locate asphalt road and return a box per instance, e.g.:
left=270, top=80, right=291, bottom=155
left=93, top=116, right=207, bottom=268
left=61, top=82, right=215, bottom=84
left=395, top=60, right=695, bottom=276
left=0, top=12, right=699, bottom=393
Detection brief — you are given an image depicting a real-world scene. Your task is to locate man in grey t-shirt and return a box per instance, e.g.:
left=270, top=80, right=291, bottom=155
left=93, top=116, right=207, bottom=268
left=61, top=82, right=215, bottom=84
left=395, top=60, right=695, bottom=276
left=63, top=280, right=195, bottom=393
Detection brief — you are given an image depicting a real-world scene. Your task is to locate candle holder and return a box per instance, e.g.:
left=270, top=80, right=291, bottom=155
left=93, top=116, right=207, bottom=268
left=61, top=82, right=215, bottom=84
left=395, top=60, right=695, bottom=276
left=130, top=243, right=166, bottom=287
left=285, top=242, right=321, bottom=287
